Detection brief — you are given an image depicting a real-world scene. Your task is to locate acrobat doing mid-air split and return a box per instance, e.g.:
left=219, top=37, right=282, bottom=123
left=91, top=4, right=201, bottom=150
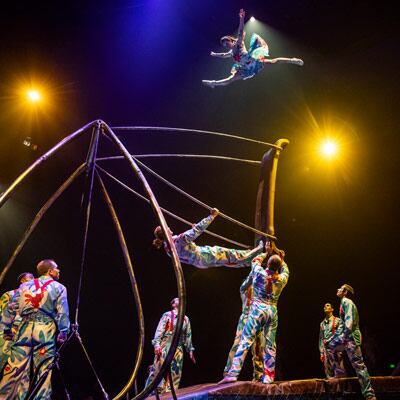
left=202, top=9, right=304, bottom=88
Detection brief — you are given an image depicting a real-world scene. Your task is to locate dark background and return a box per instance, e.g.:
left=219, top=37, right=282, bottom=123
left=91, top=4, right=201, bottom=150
left=0, top=1, right=399, bottom=398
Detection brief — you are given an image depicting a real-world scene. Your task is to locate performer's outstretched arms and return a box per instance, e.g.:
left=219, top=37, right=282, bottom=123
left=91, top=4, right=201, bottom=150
left=210, top=51, right=232, bottom=58
left=179, top=208, right=220, bottom=242
left=262, top=57, right=304, bottom=66
left=236, top=9, right=246, bottom=48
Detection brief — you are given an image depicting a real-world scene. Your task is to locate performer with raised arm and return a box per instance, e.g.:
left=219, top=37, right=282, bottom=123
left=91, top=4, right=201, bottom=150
left=318, top=302, right=345, bottom=378
left=224, top=240, right=283, bottom=380
left=220, top=250, right=289, bottom=384
left=153, top=208, right=263, bottom=269
left=0, top=260, right=70, bottom=399
left=145, top=297, right=195, bottom=393
left=325, top=284, right=376, bottom=400
left=202, top=9, right=303, bottom=88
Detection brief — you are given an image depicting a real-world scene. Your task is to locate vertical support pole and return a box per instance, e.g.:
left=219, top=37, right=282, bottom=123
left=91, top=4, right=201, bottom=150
left=254, top=138, right=289, bottom=245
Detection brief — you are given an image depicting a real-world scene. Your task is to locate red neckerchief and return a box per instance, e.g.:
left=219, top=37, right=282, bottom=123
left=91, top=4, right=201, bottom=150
left=24, top=279, right=54, bottom=309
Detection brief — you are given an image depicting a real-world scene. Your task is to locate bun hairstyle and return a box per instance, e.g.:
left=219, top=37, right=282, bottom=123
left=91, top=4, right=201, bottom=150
left=220, top=35, right=237, bottom=45
left=153, top=226, right=165, bottom=250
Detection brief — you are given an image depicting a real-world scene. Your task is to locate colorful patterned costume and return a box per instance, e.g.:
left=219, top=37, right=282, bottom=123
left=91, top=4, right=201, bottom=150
left=224, top=277, right=265, bottom=381
left=0, top=276, right=70, bottom=400
left=166, top=215, right=262, bottom=269
left=226, top=254, right=289, bottom=383
left=0, top=290, right=16, bottom=372
left=326, top=297, right=375, bottom=398
left=145, top=309, right=194, bottom=392
left=318, top=315, right=345, bottom=378
left=230, top=33, right=270, bottom=80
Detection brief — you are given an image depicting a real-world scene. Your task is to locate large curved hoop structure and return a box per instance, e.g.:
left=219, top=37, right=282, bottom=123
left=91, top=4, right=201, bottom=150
left=0, top=121, right=289, bottom=399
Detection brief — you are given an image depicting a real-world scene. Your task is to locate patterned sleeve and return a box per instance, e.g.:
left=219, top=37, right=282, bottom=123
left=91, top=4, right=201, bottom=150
left=55, top=285, right=70, bottom=334
left=183, top=316, right=195, bottom=353
left=342, top=299, right=355, bottom=337
left=152, top=312, right=169, bottom=348
left=240, top=273, right=252, bottom=296
left=1, top=291, right=19, bottom=331
left=318, top=322, right=324, bottom=354
left=179, top=215, right=214, bottom=243
left=278, top=263, right=290, bottom=286
left=0, top=292, right=11, bottom=319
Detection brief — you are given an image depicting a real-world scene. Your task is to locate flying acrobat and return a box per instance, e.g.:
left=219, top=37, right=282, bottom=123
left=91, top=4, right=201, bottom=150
left=202, top=9, right=304, bottom=88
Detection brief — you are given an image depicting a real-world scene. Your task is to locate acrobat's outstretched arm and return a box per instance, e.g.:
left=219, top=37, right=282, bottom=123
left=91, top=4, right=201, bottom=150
left=262, top=57, right=304, bottom=66
left=210, top=51, right=232, bottom=58
left=202, top=73, right=242, bottom=88
left=236, top=9, right=246, bottom=47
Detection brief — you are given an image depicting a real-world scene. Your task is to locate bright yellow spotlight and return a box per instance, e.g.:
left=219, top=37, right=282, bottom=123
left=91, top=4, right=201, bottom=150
left=27, top=89, right=41, bottom=103
left=320, top=140, right=338, bottom=158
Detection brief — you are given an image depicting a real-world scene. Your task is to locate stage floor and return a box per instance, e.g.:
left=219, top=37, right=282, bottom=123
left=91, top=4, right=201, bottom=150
left=149, top=376, right=400, bottom=399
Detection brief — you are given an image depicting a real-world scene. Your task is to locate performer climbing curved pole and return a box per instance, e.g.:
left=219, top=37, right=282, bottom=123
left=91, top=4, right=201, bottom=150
left=153, top=208, right=264, bottom=269
left=202, top=9, right=304, bottom=88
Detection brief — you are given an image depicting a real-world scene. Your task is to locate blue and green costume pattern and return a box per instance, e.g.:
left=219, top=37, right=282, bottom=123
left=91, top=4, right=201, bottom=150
left=0, top=290, right=16, bottom=373
left=226, top=254, right=289, bottom=383
left=145, top=309, right=194, bottom=393
left=0, top=276, right=70, bottom=400
left=231, top=33, right=270, bottom=80
left=326, top=297, right=375, bottom=398
left=224, top=277, right=265, bottom=381
left=166, top=215, right=262, bottom=269
left=318, top=315, right=344, bottom=378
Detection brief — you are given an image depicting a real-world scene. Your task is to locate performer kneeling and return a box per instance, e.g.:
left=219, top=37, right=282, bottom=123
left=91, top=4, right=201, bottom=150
left=153, top=208, right=263, bottom=269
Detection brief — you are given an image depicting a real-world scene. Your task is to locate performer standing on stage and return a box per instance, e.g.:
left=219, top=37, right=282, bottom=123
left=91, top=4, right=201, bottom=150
left=202, top=9, right=303, bottom=88
left=326, top=284, right=376, bottom=400
left=0, top=260, right=70, bottom=399
left=318, top=302, right=345, bottom=378
left=0, top=272, right=34, bottom=373
left=224, top=240, right=283, bottom=381
left=145, top=297, right=195, bottom=393
left=220, top=252, right=289, bottom=384
left=153, top=208, right=263, bottom=269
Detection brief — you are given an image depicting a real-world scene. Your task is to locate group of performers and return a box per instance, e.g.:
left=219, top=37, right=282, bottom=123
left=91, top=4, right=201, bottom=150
left=0, top=260, right=69, bottom=399
left=146, top=209, right=377, bottom=400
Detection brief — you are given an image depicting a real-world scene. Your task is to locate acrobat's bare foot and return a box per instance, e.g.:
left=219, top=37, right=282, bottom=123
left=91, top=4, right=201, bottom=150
left=202, top=80, right=216, bottom=89
left=291, top=58, right=304, bottom=66
left=218, top=375, right=238, bottom=384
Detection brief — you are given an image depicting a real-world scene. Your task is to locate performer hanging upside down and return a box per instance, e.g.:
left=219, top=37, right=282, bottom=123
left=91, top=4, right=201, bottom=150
left=153, top=208, right=263, bottom=269
left=202, top=9, right=304, bottom=88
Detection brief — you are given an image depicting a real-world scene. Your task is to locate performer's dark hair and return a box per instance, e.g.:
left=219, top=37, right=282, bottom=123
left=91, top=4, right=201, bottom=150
left=342, top=284, right=355, bottom=297
left=267, top=255, right=282, bottom=272
left=36, top=259, right=57, bottom=276
left=220, top=35, right=237, bottom=45
left=17, top=272, right=33, bottom=285
left=153, top=226, right=164, bottom=250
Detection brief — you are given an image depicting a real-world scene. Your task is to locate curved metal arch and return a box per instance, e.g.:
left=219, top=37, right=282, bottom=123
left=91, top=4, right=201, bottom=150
left=101, top=123, right=186, bottom=400
left=111, top=126, right=282, bottom=149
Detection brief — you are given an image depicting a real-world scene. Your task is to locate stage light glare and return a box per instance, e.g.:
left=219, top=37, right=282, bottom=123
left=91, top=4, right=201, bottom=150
left=320, top=140, right=338, bottom=158
left=27, top=89, right=41, bottom=102
left=250, top=16, right=256, bottom=22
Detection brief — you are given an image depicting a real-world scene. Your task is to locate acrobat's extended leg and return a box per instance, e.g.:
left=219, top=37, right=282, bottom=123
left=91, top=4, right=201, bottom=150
left=263, top=57, right=304, bottom=66
left=202, top=74, right=242, bottom=88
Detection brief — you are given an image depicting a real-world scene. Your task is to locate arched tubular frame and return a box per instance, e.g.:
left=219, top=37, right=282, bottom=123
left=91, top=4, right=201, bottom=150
left=0, top=120, right=187, bottom=400
left=0, top=121, right=289, bottom=400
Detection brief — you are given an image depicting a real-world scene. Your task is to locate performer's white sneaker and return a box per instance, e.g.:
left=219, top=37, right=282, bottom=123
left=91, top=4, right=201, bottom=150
left=218, top=375, right=238, bottom=384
